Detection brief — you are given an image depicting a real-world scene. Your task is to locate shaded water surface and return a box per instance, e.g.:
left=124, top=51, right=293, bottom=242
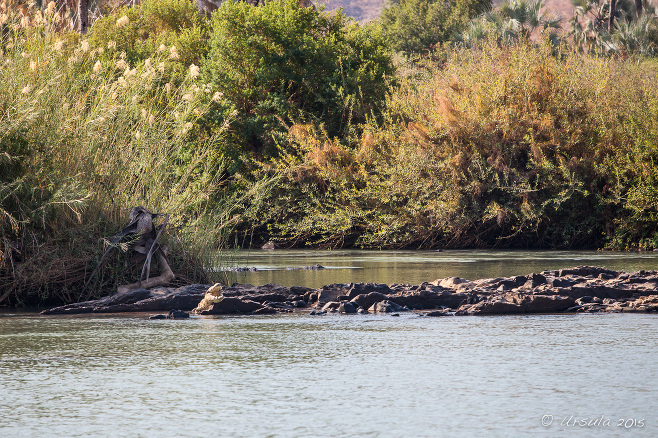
left=1, top=313, right=656, bottom=437
left=221, top=249, right=658, bottom=287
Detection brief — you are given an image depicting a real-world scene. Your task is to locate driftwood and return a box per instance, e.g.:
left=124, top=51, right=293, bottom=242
left=82, top=206, right=175, bottom=300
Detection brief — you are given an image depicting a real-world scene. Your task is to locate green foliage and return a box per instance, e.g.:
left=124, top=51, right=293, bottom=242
left=202, top=0, right=395, bottom=154
left=88, top=0, right=209, bottom=69
left=248, top=43, right=658, bottom=250
left=380, top=0, right=491, bottom=54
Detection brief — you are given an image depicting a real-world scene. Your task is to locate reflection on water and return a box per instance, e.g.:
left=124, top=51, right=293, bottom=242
left=218, top=249, right=658, bottom=288
left=0, top=314, right=656, bottom=437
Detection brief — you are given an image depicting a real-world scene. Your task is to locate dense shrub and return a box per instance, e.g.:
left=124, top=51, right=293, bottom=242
left=202, top=0, right=395, bottom=155
left=249, top=42, right=658, bottom=249
left=380, top=0, right=491, bottom=54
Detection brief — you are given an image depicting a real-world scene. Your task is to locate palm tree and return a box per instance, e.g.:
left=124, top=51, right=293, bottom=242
left=455, top=0, right=561, bottom=45
left=497, top=0, right=562, bottom=39
left=569, top=0, right=610, bottom=51
left=570, top=0, right=656, bottom=52
left=613, top=13, right=658, bottom=54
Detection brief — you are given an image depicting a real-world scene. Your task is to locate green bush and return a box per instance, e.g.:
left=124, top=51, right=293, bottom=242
left=246, top=43, right=658, bottom=249
left=202, top=0, right=395, bottom=155
left=380, top=0, right=491, bottom=54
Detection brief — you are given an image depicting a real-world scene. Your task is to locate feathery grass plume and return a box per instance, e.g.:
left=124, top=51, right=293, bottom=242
left=116, top=15, right=129, bottom=28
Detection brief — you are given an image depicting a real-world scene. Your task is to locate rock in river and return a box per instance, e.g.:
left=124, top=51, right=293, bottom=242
left=39, top=266, right=658, bottom=317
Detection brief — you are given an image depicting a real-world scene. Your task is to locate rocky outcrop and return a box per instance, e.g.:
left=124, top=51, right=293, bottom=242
left=451, top=266, right=658, bottom=315
left=368, top=300, right=407, bottom=313
left=41, top=284, right=209, bottom=314
left=40, top=266, right=658, bottom=316
left=455, top=293, right=576, bottom=315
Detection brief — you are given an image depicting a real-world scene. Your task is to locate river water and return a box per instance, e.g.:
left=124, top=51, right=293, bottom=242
left=0, top=313, right=656, bottom=437
left=220, top=249, right=658, bottom=288
left=1, top=250, right=658, bottom=437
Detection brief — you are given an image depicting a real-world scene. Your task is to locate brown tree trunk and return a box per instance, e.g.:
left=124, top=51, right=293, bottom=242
left=609, top=0, right=617, bottom=32
left=78, top=0, right=88, bottom=34
left=635, top=0, right=643, bottom=16
left=116, top=252, right=175, bottom=294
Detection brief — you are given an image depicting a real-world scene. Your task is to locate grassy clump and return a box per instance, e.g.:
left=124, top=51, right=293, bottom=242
left=0, top=3, right=231, bottom=306
left=88, top=0, right=209, bottom=72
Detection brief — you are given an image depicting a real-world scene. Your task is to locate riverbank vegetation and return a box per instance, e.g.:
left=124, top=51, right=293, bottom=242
left=3, top=0, right=658, bottom=305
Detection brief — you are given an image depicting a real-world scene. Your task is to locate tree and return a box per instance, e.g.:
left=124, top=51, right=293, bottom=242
left=569, top=0, right=657, bottom=52
left=79, top=0, right=88, bottom=34
left=454, top=0, right=561, bottom=47
left=610, top=0, right=617, bottom=29
left=202, top=0, right=395, bottom=152
left=495, top=0, right=561, bottom=39
left=380, top=0, right=492, bottom=54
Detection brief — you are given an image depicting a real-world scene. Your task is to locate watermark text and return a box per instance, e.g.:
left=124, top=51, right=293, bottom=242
left=541, top=415, right=644, bottom=428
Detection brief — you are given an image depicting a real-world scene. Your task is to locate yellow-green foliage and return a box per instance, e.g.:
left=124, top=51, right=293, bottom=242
left=254, top=42, right=658, bottom=249
left=0, top=5, right=230, bottom=305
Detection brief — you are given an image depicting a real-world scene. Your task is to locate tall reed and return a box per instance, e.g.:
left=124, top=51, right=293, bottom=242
left=0, top=4, right=236, bottom=305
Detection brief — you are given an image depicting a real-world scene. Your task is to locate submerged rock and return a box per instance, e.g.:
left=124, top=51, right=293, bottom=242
left=426, top=310, right=451, bottom=317
left=149, top=309, right=190, bottom=319
left=168, top=309, right=190, bottom=319
left=338, top=301, right=357, bottom=314
left=284, top=264, right=325, bottom=270
left=368, top=300, right=407, bottom=313
left=321, top=301, right=340, bottom=312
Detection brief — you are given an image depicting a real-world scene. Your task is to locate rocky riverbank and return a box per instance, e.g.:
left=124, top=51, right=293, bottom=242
left=40, top=266, right=658, bottom=316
